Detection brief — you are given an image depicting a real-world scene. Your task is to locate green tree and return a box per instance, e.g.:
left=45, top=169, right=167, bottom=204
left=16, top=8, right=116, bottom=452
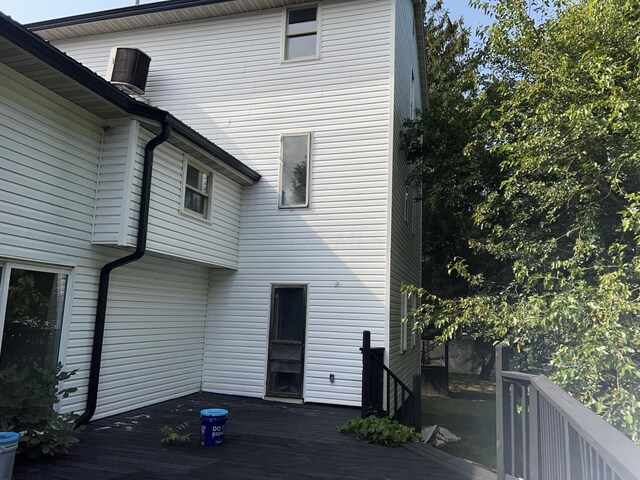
left=402, top=0, right=508, bottom=377
left=403, top=0, right=503, bottom=299
left=404, top=0, right=640, bottom=441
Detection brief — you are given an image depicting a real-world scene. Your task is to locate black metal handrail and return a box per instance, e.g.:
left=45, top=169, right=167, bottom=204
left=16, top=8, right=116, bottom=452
left=496, top=345, right=640, bottom=480
left=361, top=330, right=421, bottom=432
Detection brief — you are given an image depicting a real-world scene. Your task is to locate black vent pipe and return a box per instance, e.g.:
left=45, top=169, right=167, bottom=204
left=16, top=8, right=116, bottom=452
left=76, top=120, right=172, bottom=427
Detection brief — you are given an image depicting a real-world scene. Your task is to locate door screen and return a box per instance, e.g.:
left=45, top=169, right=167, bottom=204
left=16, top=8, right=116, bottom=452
left=266, top=285, right=307, bottom=398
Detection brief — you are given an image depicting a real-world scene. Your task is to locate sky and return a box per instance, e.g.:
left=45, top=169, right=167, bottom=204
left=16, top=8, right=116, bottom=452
left=442, top=0, right=493, bottom=36
left=0, top=0, right=492, bottom=30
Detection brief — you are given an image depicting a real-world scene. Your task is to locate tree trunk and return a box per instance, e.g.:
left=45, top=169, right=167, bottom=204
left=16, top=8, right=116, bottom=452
left=479, top=349, right=495, bottom=380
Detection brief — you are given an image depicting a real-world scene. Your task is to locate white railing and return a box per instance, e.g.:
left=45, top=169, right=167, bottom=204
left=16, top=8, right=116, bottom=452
left=496, top=345, right=640, bottom=480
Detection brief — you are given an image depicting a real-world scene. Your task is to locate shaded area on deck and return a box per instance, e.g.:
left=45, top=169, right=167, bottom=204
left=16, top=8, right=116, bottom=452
left=13, top=393, right=495, bottom=480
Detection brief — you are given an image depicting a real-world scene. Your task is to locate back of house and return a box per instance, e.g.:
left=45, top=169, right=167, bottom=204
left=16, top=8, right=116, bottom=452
left=0, top=0, right=424, bottom=420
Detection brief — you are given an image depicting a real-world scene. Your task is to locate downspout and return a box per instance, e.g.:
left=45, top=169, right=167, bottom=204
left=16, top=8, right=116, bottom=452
left=76, top=119, right=172, bottom=427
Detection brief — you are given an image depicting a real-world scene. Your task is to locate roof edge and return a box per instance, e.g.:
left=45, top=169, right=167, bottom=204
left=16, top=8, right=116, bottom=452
left=1, top=12, right=260, bottom=183
left=412, top=0, right=429, bottom=110
left=26, top=0, right=233, bottom=31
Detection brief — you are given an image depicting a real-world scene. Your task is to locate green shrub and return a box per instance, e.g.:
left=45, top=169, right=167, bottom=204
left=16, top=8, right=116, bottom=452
left=0, top=363, right=81, bottom=458
left=160, top=422, right=191, bottom=445
left=338, top=415, right=420, bottom=447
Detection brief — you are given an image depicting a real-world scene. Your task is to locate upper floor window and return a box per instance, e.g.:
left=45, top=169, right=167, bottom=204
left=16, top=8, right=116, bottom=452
left=284, top=5, right=320, bottom=61
left=279, top=133, right=311, bottom=208
left=183, top=158, right=212, bottom=219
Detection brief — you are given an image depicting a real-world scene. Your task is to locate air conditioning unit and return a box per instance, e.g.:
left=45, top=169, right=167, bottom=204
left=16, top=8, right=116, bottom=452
left=106, top=47, right=151, bottom=96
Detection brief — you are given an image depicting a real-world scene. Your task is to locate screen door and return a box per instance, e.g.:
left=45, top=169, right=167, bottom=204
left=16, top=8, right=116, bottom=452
left=266, top=285, right=307, bottom=398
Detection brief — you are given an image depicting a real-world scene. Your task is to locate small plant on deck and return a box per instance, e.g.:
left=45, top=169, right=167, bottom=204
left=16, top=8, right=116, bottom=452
left=338, top=415, right=420, bottom=447
left=160, top=422, right=191, bottom=445
left=0, top=363, right=81, bottom=459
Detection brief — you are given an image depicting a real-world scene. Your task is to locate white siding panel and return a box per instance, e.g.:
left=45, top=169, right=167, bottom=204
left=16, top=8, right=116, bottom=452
left=0, top=61, right=104, bottom=415
left=0, top=61, right=212, bottom=419
left=135, top=128, right=243, bottom=268
left=94, top=257, right=209, bottom=419
left=56, top=0, right=395, bottom=406
left=388, top=0, right=422, bottom=390
left=92, top=119, right=137, bottom=245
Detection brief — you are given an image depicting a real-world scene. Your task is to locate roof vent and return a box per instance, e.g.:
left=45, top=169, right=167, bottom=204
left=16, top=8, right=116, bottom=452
left=106, top=47, right=151, bottom=96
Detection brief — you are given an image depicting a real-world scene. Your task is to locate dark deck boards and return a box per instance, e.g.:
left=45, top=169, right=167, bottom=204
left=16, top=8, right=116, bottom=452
left=13, top=393, right=494, bottom=480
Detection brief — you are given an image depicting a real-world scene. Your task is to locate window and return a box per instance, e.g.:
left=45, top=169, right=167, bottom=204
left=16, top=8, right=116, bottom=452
left=404, top=188, right=408, bottom=222
left=412, top=185, right=419, bottom=235
left=410, top=70, right=416, bottom=119
left=401, top=289, right=408, bottom=353
left=405, top=186, right=413, bottom=225
left=0, top=263, right=69, bottom=372
left=410, top=186, right=415, bottom=234
left=183, top=158, right=212, bottom=219
left=284, top=6, right=320, bottom=60
left=410, top=294, right=417, bottom=348
left=405, top=186, right=415, bottom=232
left=279, top=133, right=311, bottom=208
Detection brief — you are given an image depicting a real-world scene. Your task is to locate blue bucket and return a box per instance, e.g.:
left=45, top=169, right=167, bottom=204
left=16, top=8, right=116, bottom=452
left=0, top=432, right=19, bottom=480
left=200, top=408, right=228, bottom=446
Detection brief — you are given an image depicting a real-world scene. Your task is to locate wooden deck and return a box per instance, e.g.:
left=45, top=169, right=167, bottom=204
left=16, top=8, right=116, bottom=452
left=13, top=393, right=495, bottom=480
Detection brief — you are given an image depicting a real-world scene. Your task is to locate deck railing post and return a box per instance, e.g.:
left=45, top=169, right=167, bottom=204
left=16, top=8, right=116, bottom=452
left=412, top=374, right=422, bottom=433
left=361, top=330, right=372, bottom=418
left=496, top=345, right=511, bottom=480
left=529, top=385, right=539, bottom=480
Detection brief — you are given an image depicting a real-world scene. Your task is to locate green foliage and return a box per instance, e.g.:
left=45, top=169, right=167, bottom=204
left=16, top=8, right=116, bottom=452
left=401, top=0, right=506, bottom=297
left=6, top=271, right=52, bottom=329
left=403, top=0, right=640, bottom=442
left=0, top=363, right=81, bottom=458
left=160, top=422, right=191, bottom=445
left=337, top=415, right=420, bottom=447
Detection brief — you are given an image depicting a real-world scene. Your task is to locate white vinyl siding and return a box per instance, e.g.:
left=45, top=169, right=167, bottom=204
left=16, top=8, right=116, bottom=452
left=92, top=119, right=138, bottom=246
left=143, top=132, right=243, bottom=269
left=387, top=0, right=422, bottom=389
left=94, top=124, right=244, bottom=268
left=55, top=0, right=395, bottom=407
left=0, top=60, right=214, bottom=418
left=95, top=257, right=208, bottom=419
left=0, top=60, right=103, bottom=415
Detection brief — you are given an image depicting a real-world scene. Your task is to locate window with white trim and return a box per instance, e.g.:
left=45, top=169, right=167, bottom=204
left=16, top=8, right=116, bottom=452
left=410, top=69, right=416, bottom=120
left=279, top=133, right=311, bottom=208
left=413, top=184, right=419, bottom=235
left=401, top=289, right=408, bottom=353
left=410, top=294, right=417, bottom=348
left=284, top=5, right=320, bottom=60
left=0, top=262, right=69, bottom=372
left=404, top=187, right=409, bottom=223
left=183, top=158, right=212, bottom=219
left=405, top=186, right=414, bottom=229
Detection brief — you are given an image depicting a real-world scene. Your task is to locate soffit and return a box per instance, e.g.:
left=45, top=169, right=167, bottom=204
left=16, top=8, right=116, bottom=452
left=0, top=36, right=127, bottom=119
left=29, top=0, right=312, bottom=42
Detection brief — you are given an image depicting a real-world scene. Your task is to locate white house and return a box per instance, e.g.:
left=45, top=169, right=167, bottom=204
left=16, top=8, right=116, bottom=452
left=0, top=0, right=426, bottom=422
